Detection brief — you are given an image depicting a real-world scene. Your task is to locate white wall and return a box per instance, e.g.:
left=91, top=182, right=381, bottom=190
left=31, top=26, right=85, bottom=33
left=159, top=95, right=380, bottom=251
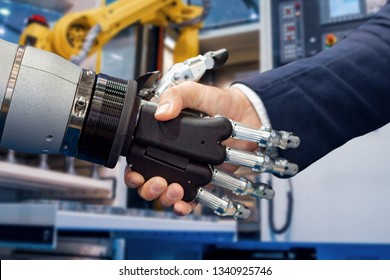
left=261, top=123, right=390, bottom=243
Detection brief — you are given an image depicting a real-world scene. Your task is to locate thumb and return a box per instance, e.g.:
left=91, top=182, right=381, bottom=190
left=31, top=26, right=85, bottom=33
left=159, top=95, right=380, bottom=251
left=154, top=90, right=183, bottom=121
left=154, top=81, right=205, bottom=121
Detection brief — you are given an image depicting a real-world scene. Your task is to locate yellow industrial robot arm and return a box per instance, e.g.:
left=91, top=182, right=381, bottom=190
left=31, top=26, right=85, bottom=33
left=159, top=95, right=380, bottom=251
left=20, top=0, right=205, bottom=63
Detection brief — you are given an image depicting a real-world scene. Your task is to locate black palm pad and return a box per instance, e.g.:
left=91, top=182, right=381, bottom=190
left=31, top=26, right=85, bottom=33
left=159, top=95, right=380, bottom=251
left=125, top=101, right=233, bottom=202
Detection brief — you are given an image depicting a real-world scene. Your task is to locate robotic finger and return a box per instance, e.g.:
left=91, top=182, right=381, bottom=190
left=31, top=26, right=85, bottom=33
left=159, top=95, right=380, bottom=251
left=229, top=119, right=300, bottom=149
left=152, top=49, right=229, bottom=99
left=196, top=187, right=251, bottom=220
left=211, top=169, right=275, bottom=200
left=225, top=147, right=299, bottom=176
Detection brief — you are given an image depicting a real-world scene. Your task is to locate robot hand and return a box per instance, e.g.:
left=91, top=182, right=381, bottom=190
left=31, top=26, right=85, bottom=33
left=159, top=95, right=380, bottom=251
left=126, top=49, right=300, bottom=219
left=0, top=39, right=299, bottom=219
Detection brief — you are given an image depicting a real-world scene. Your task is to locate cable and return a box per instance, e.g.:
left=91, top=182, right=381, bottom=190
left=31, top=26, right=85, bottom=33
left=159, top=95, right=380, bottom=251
left=267, top=176, right=294, bottom=234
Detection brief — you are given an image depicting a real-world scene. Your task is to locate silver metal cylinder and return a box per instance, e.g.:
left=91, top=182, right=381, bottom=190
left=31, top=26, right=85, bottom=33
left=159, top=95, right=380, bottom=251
left=230, top=120, right=271, bottom=146
left=274, top=158, right=299, bottom=176
left=211, top=169, right=247, bottom=194
left=272, top=131, right=300, bottom=149
left=195, top=188, right=251, bottom=219
left=0, top=40, right=81, bottom=154
left=225, top=147, right=268, bottom=172
left=195, top=188, right=229, bottom=215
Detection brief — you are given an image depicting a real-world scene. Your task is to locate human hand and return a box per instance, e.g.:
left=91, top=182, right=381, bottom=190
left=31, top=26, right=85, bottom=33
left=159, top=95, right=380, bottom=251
left=124, top=81, right=262, bottom=215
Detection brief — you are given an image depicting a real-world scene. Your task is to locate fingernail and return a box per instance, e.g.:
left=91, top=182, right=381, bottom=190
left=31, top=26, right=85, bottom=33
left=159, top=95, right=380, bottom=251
left=167, top=188, right=180, bottom=200
left=125, top=174, right=139, bottom=187
left=127, top=178, right=138, bottom=187
left=155, top=103, right=172, bottom=116
left=150, top=181, right=164, bottom=194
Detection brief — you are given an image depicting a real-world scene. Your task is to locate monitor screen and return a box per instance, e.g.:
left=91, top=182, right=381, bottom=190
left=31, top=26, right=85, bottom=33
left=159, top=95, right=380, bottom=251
left=329, top=0, right=361, bottom=18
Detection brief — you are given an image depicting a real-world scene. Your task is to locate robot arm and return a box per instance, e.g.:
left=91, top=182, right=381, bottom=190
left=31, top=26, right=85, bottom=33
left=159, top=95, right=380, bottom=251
left=19, top=0, right=209, bottom=64
left=0, top=39, right=300, bottom=219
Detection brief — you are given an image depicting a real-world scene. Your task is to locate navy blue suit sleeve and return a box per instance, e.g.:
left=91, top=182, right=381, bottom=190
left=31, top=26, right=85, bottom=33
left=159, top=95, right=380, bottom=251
left=238, top=2, right=390, bottom=173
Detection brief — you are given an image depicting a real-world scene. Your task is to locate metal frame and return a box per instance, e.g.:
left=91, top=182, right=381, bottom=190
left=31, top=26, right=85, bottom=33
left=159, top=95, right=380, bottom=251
left=0, top=161, right=113, bottom=199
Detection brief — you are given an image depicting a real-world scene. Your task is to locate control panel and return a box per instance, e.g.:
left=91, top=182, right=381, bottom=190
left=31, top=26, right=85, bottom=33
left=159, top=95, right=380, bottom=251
left=271, top=0, right=387, bottom=67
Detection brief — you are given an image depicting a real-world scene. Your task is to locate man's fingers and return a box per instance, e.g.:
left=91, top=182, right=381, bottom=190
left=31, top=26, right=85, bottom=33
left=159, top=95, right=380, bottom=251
left=155, top=81, right=233, bottom=121
left=154, top=81, right=199, bottom=121
left=173, top=200, right=197, bottom=216
left=123, top=171, right=194, bottom=215
left=124, top=169, right=145, bottom=188
left=159, top=183, right=184, bottom=207
left=137, top=177, right=168, bottom=201
left=154, top=102, right=177, bottom=121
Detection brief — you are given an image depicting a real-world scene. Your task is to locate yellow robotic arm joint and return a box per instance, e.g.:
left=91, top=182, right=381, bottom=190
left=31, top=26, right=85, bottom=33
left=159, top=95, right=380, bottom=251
left=19, top=0, right=205, bottom=63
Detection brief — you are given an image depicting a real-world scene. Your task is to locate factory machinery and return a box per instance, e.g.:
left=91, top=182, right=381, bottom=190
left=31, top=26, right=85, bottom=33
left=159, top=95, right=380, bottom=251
left=0, top=38, right=299, bottom=221
left=0, top=0, right=224, bottom=259
left=3, top=0, right=389, bottom=260
left=0, top=0, right=300, bottom=259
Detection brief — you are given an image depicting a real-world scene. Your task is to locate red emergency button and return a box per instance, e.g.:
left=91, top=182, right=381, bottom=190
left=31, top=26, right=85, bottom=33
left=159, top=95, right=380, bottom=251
left=287, top=25, right=296, bottom=32
left=26, top=14, right=49, bottom=27
left=325, top=34, right=337, bottom=47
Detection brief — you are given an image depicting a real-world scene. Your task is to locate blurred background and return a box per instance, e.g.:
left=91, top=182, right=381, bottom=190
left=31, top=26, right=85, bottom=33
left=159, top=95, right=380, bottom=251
left=0, top=0, right=389, bottom=260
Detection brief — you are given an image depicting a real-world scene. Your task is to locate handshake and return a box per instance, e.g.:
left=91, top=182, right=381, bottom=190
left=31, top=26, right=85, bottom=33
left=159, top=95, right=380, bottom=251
left=124, top=49, right=300, bottom=219
left=0, top=39, right=299, bottom=220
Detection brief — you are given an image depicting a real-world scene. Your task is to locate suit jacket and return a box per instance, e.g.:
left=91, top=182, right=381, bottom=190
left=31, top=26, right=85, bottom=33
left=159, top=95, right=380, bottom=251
left=239, top=2, right=390, bottom=173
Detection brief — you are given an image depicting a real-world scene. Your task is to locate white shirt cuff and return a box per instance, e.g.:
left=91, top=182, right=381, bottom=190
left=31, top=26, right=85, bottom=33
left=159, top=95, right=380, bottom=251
left=231, top=83, right=272, bottom=128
